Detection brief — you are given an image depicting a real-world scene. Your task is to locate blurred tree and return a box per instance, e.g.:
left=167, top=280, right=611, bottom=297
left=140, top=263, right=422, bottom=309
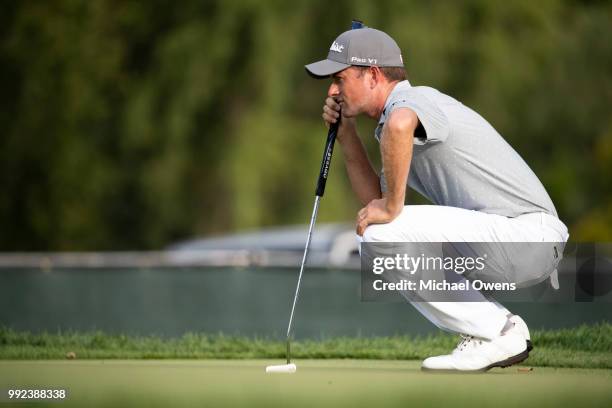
left=0, top=0, right=610, bottom=250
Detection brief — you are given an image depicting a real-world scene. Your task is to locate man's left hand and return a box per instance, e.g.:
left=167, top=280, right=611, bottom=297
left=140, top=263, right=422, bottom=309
left=356, top=198, right=400, bottom=236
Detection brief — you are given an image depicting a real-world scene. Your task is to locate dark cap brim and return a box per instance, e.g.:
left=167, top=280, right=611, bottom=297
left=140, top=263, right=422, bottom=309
left=305, top=59, right=350, bottom=79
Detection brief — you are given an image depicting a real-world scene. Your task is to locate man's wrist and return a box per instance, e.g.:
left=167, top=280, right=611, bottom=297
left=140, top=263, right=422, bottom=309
left=337, top=118, right=357, bottom=143
left=383, top=196, right=403, bottom=217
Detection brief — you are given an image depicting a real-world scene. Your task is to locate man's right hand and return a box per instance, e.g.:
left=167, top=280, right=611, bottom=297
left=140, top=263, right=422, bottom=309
left=322, top=97, right=356, bottom=141
left=322, top=96, right=342, bottom=128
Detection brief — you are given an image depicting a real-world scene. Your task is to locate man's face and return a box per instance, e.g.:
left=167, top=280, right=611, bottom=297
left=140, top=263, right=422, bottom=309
left=328, top=67, right=371, bottom=117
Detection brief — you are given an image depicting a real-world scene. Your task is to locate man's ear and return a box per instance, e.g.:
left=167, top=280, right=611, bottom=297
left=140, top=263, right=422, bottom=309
left=369, top=66, right=382, bottom=88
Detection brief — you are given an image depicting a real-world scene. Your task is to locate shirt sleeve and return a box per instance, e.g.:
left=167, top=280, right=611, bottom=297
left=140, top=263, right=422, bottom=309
left=385, top=90, right=450, bottom=145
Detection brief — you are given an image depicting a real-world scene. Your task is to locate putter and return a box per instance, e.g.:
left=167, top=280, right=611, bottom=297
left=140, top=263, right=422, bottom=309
left=265, top=116, right=340, bottom=374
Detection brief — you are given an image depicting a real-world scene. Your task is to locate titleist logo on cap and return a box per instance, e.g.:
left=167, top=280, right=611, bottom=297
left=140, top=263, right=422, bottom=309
left=329, top=42, right=345, bottom=53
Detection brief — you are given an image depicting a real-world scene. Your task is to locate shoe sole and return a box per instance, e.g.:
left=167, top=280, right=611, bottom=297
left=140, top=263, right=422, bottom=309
left=484, top=347, right=530, bottom=371
left=421, top=346, right=531, bottom=374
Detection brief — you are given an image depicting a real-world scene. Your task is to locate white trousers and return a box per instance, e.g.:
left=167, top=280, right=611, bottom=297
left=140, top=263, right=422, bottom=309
left=359, top=205, right=569, bottom=340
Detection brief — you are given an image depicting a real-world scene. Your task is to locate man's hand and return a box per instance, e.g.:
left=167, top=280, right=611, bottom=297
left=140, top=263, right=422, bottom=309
left=322, top=96, right=341, bottom=128
left=356, top=198, right=402, bottom=236
left=322, top=97, right=357, bottom=137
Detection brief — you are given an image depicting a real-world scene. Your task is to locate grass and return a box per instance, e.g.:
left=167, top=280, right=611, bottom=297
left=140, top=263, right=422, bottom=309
left=1, top=323, right=611, bottom=369
left=1, top=324, right=611, bottom=407
left=1, top=360, right=611, bottom=407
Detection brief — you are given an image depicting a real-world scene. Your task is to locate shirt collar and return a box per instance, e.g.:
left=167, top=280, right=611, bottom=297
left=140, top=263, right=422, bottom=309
left=378, top=80, right=412, bottom=126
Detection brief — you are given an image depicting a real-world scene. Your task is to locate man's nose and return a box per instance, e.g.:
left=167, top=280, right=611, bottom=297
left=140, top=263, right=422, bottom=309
left=328, top=82, right=339, bottom=98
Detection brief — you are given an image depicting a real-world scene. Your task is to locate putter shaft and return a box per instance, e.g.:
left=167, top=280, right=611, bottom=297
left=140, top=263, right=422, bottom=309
left=283, top=108, right=339, bottom=365
left=285, top=195, right=321, bottom=363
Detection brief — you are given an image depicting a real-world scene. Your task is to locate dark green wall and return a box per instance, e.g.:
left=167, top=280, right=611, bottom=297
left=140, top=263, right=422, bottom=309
left=1, top=266, right=610, bottom=338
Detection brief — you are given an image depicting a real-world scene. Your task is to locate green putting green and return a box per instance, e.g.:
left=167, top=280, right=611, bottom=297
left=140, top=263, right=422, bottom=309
left=1, top=360, right=611, bottom=407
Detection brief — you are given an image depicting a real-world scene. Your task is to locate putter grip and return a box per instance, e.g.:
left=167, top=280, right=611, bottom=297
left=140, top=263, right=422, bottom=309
left=315, top=119, right=339, bottom=197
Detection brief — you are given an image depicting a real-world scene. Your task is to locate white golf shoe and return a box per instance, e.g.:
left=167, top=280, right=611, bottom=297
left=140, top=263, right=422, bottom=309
left=422, top=321, right=530, bottom=372
left=509, top=314, right=533, bottom=351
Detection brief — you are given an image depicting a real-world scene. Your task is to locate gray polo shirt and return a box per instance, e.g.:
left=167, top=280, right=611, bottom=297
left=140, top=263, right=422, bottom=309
left=375, top=80, right=557, bottom=218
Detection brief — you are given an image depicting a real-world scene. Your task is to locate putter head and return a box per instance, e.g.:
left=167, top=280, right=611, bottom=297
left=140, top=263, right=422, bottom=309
left=265, top=363, right=297, bottom=373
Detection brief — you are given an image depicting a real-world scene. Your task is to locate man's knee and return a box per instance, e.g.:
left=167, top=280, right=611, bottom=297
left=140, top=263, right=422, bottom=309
left=362, top=224, right=404, bottom=242
left=362, top=223, right=434, bottom=243
left=361, top=225, right=381, bottom=242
